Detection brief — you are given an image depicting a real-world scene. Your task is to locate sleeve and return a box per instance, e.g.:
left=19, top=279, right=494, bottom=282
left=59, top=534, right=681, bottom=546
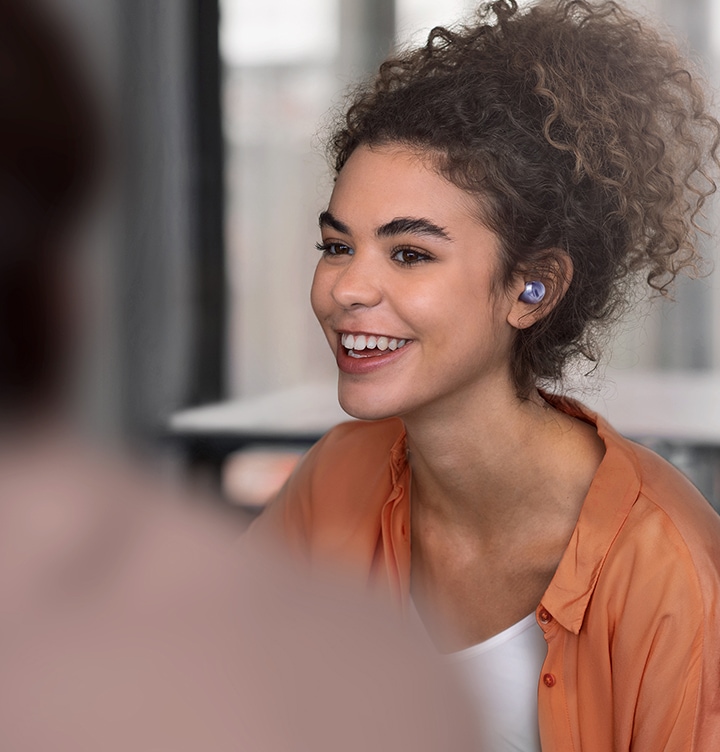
left=599, top=503, right=720, bottom=751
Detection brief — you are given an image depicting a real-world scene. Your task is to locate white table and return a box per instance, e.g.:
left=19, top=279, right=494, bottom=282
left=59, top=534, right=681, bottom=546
left=171, top=371, right=720, bottom=445
left=169, top=372, right=720, bottom=509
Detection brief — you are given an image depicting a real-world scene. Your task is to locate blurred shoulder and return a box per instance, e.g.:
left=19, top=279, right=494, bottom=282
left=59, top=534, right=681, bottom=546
left=305, top=418, right=406, bottom=469
left=248, top=418, right=407, bottom=555
left=281, top=417, right=406, bottom=506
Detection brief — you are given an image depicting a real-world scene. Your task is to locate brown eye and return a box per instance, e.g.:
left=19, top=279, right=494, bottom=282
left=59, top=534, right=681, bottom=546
left=391, top=247, right=432, bottom=266
left=315, top=242, right=353, bottom=257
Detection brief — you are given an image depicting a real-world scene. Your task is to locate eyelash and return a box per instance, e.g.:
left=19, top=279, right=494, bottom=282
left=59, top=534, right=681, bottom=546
left=392, top=247, right=434, bottom=267
left=315, top=241, right=351, bottom=257
left=315, top=242, right=435, bottom=267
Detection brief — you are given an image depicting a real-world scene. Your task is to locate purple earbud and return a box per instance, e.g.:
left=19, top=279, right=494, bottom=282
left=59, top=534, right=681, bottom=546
left=519, top=281, right=545, bottom=304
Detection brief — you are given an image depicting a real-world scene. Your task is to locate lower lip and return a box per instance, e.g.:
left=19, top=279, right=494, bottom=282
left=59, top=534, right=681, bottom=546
left=336, top=341, right=412, bottom=374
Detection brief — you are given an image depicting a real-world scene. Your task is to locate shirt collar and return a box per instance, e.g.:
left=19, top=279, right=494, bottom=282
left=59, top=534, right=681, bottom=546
left=388, top=421, right=409, bottom=488
left=539, top=394, right=642, bottom=634
left=385, top=395, right=643, bottom=635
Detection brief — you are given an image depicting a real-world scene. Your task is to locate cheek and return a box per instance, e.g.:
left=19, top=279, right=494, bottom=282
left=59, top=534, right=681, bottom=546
left=310, top=264, right=332, bottom=322
left=437, top=274, right=510, bottom=344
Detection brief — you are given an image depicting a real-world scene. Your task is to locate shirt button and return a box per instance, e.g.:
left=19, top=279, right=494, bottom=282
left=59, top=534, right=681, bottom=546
left=538, top=608, right=552, bottom=625
left=543, top=673, right=556, bottom=688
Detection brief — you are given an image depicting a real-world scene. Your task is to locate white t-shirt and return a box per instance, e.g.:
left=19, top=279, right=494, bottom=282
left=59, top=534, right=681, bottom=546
left=446, top=612, right=547, bottom=752
left=408, top=600, right=547, bottom=752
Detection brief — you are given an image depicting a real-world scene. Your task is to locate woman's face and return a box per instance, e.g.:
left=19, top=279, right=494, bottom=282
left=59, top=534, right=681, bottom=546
left=311, top=144, right=526, bottom=421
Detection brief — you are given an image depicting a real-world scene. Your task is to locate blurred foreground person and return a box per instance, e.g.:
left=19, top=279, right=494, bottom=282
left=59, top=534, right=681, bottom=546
left=0, top=2, right=476, bottom=749
left=0, top=445, right=474, bottom=750
left=0, top=0, right=99, bottom=424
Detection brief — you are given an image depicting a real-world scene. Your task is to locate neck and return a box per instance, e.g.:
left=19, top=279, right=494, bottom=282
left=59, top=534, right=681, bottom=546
left=403, top=381, right=603, bottom=538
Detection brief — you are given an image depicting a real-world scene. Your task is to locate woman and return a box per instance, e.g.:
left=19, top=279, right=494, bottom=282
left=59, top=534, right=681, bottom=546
left=252, top=0, right=720, bottom=749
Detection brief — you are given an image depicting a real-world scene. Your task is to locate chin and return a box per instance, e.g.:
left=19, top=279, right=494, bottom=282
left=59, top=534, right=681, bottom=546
left=338, top=397, right=393, bottom=422
left=337, top=383, right=404, bottom=422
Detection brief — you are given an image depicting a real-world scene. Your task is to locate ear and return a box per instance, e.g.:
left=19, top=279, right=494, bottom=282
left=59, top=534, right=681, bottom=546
left=506, top=250, right=573, bottom=330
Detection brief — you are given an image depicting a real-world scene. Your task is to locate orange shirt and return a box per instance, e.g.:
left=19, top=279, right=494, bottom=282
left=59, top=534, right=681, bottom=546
left=253, top=397, right=720, bottom=750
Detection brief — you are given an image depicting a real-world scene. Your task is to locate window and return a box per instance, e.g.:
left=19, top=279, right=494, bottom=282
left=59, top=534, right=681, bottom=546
left=220, top=0, right=720, bottom=400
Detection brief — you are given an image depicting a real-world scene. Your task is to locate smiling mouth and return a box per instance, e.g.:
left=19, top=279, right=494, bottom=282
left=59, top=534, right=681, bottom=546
left=340, top=333, right=410, bottom=358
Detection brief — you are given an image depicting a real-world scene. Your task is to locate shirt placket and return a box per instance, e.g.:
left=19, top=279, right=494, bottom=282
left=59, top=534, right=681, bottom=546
left=536, top=603, right=578, bottom=752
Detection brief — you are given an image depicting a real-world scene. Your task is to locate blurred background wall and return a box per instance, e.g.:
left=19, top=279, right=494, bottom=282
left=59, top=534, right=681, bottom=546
left=40, top=0, right=720, bottom=501
left=219, top=0, right=720, bottom=400
left=43, top=0, right=224, bottom=442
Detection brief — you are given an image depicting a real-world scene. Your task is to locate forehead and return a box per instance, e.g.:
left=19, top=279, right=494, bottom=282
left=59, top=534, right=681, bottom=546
left=328, top=144, right=485, bottom=234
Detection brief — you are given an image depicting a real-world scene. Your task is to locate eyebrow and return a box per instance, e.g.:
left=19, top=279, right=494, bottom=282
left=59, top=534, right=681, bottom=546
left=318, top=210, right=350, bottom=235
left=377, top=217, right=452, bottom=241
left=318, top=211, right=452, bottom=241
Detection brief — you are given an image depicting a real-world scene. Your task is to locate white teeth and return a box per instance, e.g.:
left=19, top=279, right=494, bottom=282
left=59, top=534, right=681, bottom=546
left=341, top=333, right=409, bottom=353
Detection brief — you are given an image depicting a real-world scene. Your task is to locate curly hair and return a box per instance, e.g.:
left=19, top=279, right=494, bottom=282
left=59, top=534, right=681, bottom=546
left=327, top=0, right=720, bottom=394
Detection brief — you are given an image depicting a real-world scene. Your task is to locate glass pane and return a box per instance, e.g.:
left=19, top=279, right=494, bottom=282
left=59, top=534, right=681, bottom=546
left=396, top=0, right=537, bottom=47
left=220, top=0, right=338, bottom=66
left=396, top=0, right=477, bottom=47
left=221, top=0, right=341, bottom=398
left=221, top=0, right=720, bottom=403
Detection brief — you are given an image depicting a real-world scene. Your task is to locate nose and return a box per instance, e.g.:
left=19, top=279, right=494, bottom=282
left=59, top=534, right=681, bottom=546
left=330, top=253, right=383, bottom=310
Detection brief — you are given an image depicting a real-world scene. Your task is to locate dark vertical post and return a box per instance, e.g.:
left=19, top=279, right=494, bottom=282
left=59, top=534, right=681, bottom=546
left=188, top=0, right=226, bottom=405
left=117, top=0, right=197, bottom=440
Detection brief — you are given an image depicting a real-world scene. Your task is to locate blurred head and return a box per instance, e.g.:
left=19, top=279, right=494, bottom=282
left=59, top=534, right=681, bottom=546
left=0, top=0, right=101, bottom=421
left=325, top=0, right=720, bottom=395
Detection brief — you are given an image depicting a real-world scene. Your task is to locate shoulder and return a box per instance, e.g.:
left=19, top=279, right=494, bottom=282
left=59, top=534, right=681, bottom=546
left=553, top=394, right=720, bottom=580
left=588, top=439, right=720, bottom=745
left=578, top=441, right=720, bottom=749
left=551, top=394, right=720, bottom=617
left=291, top=418, right=407, bottom=498
left=303, top=417, right=406, bottom=471
left=249, top=418, right=407, bottom=556
left=609, top=440, right=720, bottom=600
left=587, top=430, right=720, bottom=645
left=612, top=438, right=720, bottom=564
left=632, top=440, right=720, bottom=530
